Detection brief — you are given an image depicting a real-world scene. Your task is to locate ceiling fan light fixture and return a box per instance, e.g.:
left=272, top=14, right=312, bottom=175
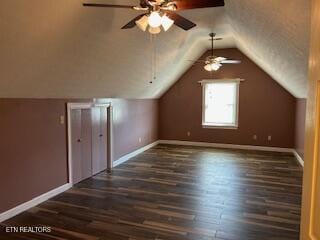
left=161, top=15, right=174, bottom=31
left=148, top=11, right=162, bottom=28
left=148, top=26, right=161, bottom=34
left=135, top=15, right=149, bottom=31
left=204, top=62, right=221, bottom=72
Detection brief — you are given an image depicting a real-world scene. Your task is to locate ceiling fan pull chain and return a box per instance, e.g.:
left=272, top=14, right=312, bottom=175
left=153, top=35, right=157, bottom=82
left=211, top=34, right=214, bottom=56
left=150, top=34, right=157, bottom=84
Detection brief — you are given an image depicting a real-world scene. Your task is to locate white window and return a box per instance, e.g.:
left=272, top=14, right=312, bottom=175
left=202, top=80, right=240, bottom=128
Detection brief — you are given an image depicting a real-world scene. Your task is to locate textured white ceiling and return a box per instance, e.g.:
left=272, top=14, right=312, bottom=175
left=0, top=0, right=310, bottom=98
left=225, top=0, right=310, bottom=98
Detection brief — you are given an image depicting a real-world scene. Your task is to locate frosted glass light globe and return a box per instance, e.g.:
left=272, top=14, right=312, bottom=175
left=211, top=63, right=221, bottom=71
left=135, top=15, right=149, bottom=31
left=161, top=15, right=174, bottom=31
left=204, top=64, right=213, bottom=71
left=148, top=12, right=162, bottom=28
left=149, top=26, right=161, bottom=34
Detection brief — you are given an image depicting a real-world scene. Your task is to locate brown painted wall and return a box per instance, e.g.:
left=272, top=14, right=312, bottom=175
left=0, top=98, right=158, bottom=213
left=0, top=99, right=68, bottom=213
left=112, top=99, right=158, bottom=160
left=159, top=48, right=296, bottom=148
left=295, top=98, right=307, bottom=159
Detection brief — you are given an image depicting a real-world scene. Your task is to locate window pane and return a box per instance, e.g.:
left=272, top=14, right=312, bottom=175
left=204, top=82, right=238, bottom=126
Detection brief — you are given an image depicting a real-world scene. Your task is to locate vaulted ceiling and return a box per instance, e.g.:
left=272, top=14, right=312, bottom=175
left=0, top=0, right=310, bottom=98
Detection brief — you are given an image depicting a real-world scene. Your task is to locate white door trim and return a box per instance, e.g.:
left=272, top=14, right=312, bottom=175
left=67, top=102, right=113, bottom=185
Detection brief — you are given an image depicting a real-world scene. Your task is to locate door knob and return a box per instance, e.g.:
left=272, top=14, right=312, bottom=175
left=99, top=134, right=103, bottom=137
left=77, top=139, right=82, bottom=143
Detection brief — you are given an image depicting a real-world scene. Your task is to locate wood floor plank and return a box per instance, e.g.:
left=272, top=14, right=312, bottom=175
left=0, top=144, right=303, bottom=240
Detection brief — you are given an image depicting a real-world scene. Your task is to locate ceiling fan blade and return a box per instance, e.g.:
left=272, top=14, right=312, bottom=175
left=174, top=0, right=225, bottom=10
left=83, top=3, right=135, bottom=9
left=221, top=60, right=241, bottom=64
left=121, top=14, right=145, bottom=29
left=166, top=12, right=196, bottom=30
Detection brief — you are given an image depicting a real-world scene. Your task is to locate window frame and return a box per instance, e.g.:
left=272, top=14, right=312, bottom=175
left=201, top=79, right=240, bottom=129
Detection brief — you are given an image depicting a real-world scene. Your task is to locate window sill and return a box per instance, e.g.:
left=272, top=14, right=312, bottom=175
left=202, top=124, right=238, bottom=130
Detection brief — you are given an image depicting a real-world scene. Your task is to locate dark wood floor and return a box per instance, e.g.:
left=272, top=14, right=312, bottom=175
left=0, top=144, right=303, bottom=240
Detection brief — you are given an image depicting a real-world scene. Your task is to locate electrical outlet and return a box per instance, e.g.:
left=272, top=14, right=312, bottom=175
left=268, top=135, right=272, bottom=141
left=60, top=115, right=65, bottom=125
left=187, top=131, right=191, bottom=137
left=139, top=137, right=142, bottom=143
left=253, top=135, right=257, bottom=140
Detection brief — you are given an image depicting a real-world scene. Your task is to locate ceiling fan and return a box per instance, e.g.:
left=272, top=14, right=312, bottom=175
left=190, top=33, right=241, bottom=71
left=83, top=0, right=225, bottom=34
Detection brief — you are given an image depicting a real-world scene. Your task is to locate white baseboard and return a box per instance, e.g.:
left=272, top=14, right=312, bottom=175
left=0, top=183, right=72, bottom=223
left=159, top=140, right=294, bottom=153
left=113, top=141, right=160, bottom=167
left=293, top=150, right=304, bottom=167
left=0, top=141, right=160, bottom=223
left=159, top=140, right=304, bottom=167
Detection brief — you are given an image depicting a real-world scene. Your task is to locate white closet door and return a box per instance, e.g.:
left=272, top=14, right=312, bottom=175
left=71, top=108, right=92, bottom=184
left=71, top=109, right=82, bottom=184
left=92, top=107, right=107, bottom=175
left=80, top=108, right=93, bottom=181
left=99, top=107, right=108, bottom=171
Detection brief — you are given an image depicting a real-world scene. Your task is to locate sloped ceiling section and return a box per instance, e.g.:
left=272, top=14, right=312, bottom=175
left=225, top=0, right=310, bottom=98
left=0, top=0, right=310, bottom=98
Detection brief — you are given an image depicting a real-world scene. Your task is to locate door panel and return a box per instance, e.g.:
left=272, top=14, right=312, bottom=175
left=71, top=109, right=82, bottom=184
left=301, top=82, right=320, bottom=240
left=92, top=107, right=107, bottom=175
left=80, top=109, right=92, bottom=181
left=301, top=1, right=320, bottom=238
left=91, top=107, right=101, bottom=175
left=99, top=107, right=108, bottom=171
left=314, top=151, right=320, bottom=238
left=311, top=84, right=320, bottom=238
